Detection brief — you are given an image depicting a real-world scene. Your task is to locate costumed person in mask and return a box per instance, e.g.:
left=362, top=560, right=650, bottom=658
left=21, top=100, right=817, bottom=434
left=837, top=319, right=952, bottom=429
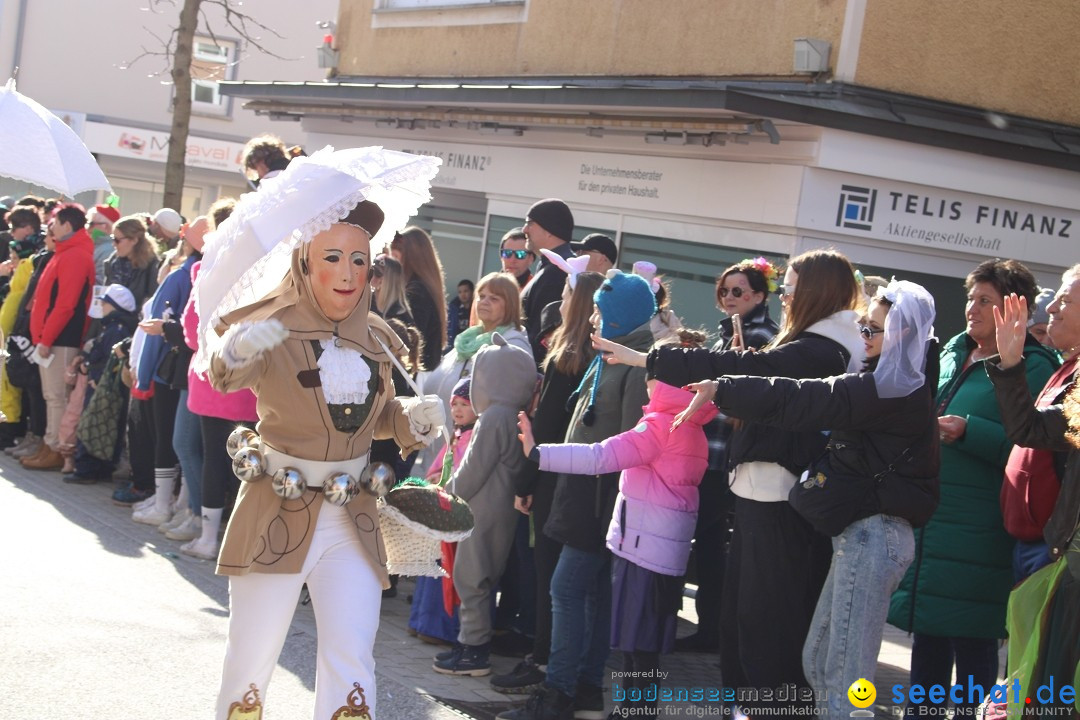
left=194, top=147, right=445, bottom=720
left=675, top=280, right=941, bottom=719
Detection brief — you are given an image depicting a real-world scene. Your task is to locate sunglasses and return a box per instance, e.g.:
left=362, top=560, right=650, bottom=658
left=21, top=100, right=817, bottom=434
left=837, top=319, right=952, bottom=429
left=859, top=325, right=885, bottom=340
left=111, top=235, right=129, bottom=244
left=780, top=284, right=797, bottom=298
left=717, top=286, right=749, bottom=299
left=500, top=249, right=533, bottom=260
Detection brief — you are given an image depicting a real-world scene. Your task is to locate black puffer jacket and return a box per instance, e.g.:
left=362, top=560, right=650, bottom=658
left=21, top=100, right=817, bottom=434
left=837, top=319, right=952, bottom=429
left=986, top=357, right=1080, bottom=560
left=648, top=314, right=861, bottom=477
left=712, top=372, right=941, bottom=527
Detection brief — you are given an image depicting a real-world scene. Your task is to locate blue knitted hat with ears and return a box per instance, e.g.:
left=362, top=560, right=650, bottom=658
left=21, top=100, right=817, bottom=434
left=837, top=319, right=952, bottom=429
left=566, top=270, right=656, bottom=426
left=593, top=270, right=657, bottom=340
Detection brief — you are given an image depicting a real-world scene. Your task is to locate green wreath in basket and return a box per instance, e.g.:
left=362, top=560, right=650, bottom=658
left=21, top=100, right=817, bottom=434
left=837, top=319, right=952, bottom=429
left=378, top=478, right=474, bottom=577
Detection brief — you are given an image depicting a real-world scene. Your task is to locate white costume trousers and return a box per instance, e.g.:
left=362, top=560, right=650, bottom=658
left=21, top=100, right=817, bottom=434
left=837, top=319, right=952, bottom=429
left=215, top=502, right=383, bottom=720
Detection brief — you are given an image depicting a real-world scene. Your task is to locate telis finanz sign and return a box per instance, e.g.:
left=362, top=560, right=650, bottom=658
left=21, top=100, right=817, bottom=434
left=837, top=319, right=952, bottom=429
left=798, top=169, right=1078, bottom=267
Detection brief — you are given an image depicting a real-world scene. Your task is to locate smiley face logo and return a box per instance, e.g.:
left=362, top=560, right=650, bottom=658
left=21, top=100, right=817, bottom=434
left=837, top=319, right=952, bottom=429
left=848, top=678, right=876, bottom=708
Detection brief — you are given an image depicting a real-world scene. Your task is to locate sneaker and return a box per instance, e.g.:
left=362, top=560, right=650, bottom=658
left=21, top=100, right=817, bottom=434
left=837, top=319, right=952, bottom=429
left=165, top=513, right=201, bottom=541
left=133, top=493, right=157, bottom=512
left=12, top=435, right=42, bottom=458
left=573, top=684, right=605, bottom=720
left=7, top=434, right=37, bottom=457
left=132, top=505, right=172, bottom=526
left=496, top=685, right=575, bottom=720
left=432, top=643, right=462, bottom=664
left=180, top=537, right=219, bottom=561
left=113, top=484, right=153, bottom=507
left=492, top=656, right=547, bottom=695
left=433, top=643, right=491, bottom=676
left=158, top=507, right=192, bottom=534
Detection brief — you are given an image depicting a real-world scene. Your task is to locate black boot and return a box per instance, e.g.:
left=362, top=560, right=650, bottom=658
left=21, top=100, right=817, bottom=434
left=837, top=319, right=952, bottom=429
left=496, top=684, right=575, bottom=720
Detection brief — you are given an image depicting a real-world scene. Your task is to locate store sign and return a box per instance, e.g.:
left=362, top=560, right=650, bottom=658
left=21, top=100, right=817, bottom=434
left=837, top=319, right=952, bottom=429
left=799, top=169, right=1078, bottom=266
left=336, top=135, right=802, bottom=226
left=84, top=121, right=245, bottom=173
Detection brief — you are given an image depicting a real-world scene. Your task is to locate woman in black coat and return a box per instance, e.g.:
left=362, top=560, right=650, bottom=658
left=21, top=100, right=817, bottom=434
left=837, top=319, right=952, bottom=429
left=675, top=279, right=940, bottom=719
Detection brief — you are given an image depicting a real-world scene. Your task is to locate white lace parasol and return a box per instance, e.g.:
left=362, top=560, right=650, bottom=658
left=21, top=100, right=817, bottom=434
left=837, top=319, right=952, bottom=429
left=192, top=145, right=441, bottom=374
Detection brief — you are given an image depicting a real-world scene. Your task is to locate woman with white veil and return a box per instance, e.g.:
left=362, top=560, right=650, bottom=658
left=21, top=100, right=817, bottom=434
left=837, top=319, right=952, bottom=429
left=676, top=280, right=941, bottom=718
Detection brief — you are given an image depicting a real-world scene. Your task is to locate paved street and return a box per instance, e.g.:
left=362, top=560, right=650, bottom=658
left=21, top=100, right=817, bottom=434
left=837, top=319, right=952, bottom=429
left=1, top=453, right=1004, bottom=719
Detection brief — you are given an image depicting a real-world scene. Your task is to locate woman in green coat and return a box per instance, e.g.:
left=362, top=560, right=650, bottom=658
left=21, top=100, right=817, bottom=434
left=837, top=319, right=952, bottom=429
left=888, top=259, right=1058, bottom=718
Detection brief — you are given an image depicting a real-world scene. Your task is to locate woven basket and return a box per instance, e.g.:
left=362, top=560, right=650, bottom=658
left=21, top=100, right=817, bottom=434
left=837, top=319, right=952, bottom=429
left=379, top=506, right=445, bottom=577
left=378, top=484, right=474, bottom=577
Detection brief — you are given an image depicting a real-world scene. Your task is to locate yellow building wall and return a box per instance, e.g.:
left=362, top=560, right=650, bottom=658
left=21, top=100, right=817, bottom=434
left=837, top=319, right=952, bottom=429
left=855, top=0, right=1080, bottom=126
left=337, top=0, right=845, bottom=78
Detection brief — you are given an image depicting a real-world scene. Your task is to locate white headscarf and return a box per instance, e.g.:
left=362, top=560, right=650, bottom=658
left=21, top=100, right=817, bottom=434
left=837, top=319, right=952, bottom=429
left=874, top=280, right=936, bottom=399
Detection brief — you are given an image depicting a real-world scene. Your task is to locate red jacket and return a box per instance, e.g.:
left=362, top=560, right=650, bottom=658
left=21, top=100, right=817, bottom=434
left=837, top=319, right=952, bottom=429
left=30, top=228, right=96, bottom=348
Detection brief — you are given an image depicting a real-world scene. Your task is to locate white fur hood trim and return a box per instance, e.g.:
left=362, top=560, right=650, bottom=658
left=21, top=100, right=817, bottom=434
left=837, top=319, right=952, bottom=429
left=804, top=310, right=865, bottom=372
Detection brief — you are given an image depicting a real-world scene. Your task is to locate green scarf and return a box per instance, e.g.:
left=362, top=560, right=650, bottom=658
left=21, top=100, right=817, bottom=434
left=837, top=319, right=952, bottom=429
left=454, top=323, right=512, bottom=362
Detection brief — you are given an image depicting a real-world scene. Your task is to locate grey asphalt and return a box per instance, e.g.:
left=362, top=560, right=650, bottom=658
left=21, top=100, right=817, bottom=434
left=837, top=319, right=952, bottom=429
left=3, top=451, right=997, bottom=720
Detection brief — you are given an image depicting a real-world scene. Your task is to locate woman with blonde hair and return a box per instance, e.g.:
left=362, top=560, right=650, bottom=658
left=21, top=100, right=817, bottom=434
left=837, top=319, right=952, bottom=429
left=426, top=271, right=531, bottom=433
left=371, top=254, right=412, bottom=325
left=103, top=215, right=161, bottom=310
left=390, top=226, right=447, bottom=370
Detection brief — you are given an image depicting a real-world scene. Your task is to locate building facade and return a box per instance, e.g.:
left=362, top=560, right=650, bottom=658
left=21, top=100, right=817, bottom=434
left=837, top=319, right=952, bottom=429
left=226, top=0, right=1078, bottom=335
left=0, top=0, right=338, bottom=218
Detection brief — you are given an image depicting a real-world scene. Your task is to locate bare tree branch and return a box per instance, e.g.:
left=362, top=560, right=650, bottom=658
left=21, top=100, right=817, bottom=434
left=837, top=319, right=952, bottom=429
left=202, top=0, right=295, bottom=60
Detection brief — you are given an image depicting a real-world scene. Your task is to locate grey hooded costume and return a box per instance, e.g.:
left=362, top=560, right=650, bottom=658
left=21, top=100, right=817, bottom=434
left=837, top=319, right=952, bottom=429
left=449, top=333, right=538, bottom=645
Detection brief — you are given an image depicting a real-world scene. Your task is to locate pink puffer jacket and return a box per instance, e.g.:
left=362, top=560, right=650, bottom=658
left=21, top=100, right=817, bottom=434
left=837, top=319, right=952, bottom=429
left=183, top=262, right=258, bottom=421
left=538, top=381, right=718, bottom=575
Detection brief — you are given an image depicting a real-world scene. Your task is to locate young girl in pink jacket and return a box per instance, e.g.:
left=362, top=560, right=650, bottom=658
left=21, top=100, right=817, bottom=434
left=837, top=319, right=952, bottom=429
left=517, top=375, right=718, bottom=718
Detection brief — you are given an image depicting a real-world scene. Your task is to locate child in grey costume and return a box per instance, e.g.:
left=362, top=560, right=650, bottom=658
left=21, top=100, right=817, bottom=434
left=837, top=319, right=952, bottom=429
left=433, top=332, right=538, bottom=676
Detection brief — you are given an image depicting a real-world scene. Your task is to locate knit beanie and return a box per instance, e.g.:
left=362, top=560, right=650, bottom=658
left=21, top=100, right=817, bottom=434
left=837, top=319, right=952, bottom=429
left=451, top=377, right=472, bottom=404
left=526, top=198, right=574, bottom=244
left=594, top=270, right=657, bottom=340
left=567, top=270, right=657, bottom=427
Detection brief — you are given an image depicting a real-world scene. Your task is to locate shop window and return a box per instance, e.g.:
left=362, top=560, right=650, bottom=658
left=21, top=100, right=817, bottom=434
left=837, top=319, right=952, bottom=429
left=619, top=233, right=787, bottom=338
left=190, top=37, right=236, bottom=117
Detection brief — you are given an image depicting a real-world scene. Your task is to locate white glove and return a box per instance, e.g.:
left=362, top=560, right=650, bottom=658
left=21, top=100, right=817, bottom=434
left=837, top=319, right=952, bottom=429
left=404, top=394, right=446, bottom=446
left=219, top=319, right=289, bottom=369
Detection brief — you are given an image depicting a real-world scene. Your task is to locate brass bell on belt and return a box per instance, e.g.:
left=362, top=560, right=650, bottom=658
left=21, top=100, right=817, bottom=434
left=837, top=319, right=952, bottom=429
left=323, top=472, right=360, bottom=506
left=232, top=446, right=266, bottom=483
left=272, top=467, right=307, bottom=500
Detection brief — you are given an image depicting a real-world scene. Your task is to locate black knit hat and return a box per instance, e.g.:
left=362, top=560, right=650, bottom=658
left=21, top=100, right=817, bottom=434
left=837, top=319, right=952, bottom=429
left=526, top=198, right=574, bottom=243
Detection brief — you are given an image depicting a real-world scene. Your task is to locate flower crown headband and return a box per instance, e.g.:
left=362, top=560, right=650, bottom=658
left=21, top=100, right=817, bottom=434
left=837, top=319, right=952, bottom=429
left=739, top=256, right=780, bottom=294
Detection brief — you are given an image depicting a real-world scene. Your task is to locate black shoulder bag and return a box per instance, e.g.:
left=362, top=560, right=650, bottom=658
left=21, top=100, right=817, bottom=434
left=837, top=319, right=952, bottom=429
left=788, top=440, right=914, bottom=537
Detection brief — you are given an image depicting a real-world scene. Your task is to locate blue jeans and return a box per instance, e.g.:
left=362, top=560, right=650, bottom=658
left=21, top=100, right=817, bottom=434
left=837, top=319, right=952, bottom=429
left=172, top=391, right=204, bottom=514
left=545, top=545, right=611, bottom=697
left=803, top=514, right=914, bottom=719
